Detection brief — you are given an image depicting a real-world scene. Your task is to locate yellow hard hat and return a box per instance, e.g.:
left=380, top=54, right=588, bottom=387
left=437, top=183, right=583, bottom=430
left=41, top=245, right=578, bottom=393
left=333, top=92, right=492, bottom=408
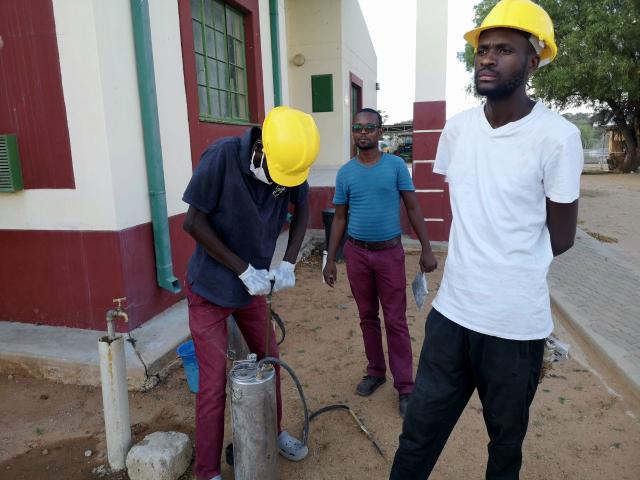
left=262, top=106, right=320, bottom=187
left=464, top=0, right=558, bottom=66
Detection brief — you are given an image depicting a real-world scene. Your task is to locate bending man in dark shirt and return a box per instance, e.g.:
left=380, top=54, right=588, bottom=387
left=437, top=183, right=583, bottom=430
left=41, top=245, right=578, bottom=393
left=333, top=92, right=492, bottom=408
left=182, top=106, right=320, bottom=480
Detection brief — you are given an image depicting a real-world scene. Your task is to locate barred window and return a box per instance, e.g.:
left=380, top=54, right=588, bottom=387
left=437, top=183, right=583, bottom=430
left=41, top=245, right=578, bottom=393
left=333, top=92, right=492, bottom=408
left=191, top=0, right=250, bottom=122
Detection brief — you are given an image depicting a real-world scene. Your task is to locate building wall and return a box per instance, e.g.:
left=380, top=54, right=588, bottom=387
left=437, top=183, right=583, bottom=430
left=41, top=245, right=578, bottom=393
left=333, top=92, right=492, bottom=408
left=340, top=0, right=377, bottom=160
left=289, top=0, right=377, bottom=228
left=285, top=0, right=343, bottom=168
left=412, top=0, right=450, bottom=241
left=0, top=0, right=210, bottom=329
left=0, top=0, right=193, bottom=231
left=259, top=0, right=290, bottom=111
left=0, top=0, right=74, bottom=190
left=0, top=0, right=381, bottom=329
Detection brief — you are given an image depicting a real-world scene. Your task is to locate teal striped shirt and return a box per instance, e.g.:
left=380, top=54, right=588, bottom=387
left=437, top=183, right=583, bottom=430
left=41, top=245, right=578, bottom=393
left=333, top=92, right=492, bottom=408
left=333, top=153, right=414, bottom=242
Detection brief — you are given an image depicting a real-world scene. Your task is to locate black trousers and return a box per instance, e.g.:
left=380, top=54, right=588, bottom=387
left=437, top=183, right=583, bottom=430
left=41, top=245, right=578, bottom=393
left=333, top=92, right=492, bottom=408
left=389, top=308, right=544, bottom=480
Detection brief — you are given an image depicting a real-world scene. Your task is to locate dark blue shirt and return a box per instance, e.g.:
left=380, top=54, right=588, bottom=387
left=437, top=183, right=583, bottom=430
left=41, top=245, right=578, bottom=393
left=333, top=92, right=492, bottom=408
left=183, top=127, right=308, bottom=308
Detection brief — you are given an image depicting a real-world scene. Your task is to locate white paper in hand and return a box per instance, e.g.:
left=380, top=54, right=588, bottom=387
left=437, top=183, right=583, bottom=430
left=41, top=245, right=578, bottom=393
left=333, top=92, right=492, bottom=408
left=322, top=250, right=328, bottom=284
left=411, top=272, right=428, bottom=311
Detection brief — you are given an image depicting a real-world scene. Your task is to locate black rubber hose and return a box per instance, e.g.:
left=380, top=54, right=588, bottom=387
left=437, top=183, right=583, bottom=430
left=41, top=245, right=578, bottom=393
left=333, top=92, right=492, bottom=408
left=271, top=309, right=286, bottom=345
left=309, top=403, right=350, bottom=420
left=258, top=356, right=310, bottom=446
left=256, top=357, right=385, bottom=458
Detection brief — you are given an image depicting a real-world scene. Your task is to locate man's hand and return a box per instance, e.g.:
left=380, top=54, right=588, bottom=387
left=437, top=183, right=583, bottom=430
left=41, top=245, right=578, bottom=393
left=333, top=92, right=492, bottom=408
left=238, top=264, right=271, bottom=296
left=268, top=261, right=296, bottom=293
left=420, top=249, right=438, bottom=273
left=323, top=260, right=337, bottom=287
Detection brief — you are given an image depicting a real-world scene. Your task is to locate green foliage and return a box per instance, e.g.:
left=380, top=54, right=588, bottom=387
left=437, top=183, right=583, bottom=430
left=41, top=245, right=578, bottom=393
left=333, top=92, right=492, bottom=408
left=563, top=113, right=606, bottom=149
left=460, top=0, right=640, bottom=171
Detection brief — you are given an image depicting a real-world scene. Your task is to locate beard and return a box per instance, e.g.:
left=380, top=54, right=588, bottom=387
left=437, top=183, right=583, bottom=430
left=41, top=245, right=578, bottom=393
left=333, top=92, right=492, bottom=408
left=475, top=59, right=528, bottom=99
left=357, top=141, right=376, bottom=150
left=355, top=138, right=377, bottom=150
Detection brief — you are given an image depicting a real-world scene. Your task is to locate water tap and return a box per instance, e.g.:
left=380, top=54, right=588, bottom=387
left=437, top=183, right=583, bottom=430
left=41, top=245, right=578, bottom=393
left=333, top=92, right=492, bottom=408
left=106, top=297, right=129, bottom=340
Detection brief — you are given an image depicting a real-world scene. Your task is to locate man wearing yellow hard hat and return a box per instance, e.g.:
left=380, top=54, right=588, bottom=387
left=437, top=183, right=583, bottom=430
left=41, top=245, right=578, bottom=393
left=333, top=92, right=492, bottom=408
left=182, top=106, right=319, bottom=480
left=390, top=1, right=583, bottom=478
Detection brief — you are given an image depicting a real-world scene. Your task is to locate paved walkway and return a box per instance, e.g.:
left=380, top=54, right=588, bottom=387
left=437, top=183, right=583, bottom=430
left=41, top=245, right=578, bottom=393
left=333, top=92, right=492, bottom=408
left=548, top=228, right=640, bottom=395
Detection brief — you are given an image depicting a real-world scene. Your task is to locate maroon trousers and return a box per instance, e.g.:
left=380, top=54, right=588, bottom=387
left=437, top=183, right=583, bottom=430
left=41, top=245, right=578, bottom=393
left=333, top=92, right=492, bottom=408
left=186, top=284, right=282, bottom=480
left=344, top=241, right=414, bottom=395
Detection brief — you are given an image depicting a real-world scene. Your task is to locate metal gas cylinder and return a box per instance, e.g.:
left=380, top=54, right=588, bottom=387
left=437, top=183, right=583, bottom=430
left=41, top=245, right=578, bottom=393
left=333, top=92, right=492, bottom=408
left=229, top=354, right=278, bottom=480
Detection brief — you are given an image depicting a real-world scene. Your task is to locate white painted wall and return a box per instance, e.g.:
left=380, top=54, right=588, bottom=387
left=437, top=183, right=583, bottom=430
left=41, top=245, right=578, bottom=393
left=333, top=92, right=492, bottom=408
left=341, top=0, right=377, bottom=160
left=148, top=0, right=193, bottom=217
left=0, top=0, right=117, bottom=231
left=92, top=0, right=151, bottom=229
left=415, top=0, right=447, bottom=102
left=0, top=0, right=192, bottom=231
left=285, top=0, right=343, bottom=168
left=284, top=0, right=376, bottom=169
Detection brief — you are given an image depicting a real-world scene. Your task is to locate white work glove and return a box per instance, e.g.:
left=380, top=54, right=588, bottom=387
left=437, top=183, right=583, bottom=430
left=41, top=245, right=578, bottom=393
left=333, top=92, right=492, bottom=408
left=267, top=261, right=296, bottom=293
left=239, top=264, right=271, bottom=296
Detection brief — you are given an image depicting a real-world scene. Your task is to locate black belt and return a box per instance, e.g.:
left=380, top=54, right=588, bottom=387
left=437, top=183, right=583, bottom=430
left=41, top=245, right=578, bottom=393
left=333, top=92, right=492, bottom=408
left=347, top=235, right=401, bottom=251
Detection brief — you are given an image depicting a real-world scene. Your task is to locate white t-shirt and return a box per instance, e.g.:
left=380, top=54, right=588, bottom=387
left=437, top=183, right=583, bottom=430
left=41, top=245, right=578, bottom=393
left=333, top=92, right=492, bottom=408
left=432, top=102, right=583, bottom=340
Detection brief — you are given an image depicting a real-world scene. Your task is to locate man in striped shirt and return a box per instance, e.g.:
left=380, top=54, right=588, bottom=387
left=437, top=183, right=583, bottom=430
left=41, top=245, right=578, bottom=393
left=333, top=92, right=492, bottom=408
left=323, top=108, right=437, bottom=418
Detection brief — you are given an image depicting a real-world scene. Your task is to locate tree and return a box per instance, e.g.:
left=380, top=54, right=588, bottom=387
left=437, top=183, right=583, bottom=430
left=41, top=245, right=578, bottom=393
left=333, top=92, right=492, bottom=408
left=460, top=0, right=640, bottom=172
left=563, top=112, right=606, bottom=149
left=377, top=109, right=390, bottom=124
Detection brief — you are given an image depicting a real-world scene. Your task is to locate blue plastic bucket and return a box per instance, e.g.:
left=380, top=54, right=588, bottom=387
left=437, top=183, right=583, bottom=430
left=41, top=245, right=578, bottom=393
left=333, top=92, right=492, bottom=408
left=177, top=340, right=199, bottom=393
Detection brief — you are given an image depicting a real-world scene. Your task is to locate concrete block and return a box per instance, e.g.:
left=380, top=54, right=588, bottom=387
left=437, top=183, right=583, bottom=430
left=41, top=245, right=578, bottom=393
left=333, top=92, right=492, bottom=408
left=126, top=431, right=192, bottom=480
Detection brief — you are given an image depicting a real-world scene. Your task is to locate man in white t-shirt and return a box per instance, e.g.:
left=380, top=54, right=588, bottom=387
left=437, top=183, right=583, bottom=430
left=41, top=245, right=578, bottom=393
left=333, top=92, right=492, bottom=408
left=390, top=1, right=583, bottom=479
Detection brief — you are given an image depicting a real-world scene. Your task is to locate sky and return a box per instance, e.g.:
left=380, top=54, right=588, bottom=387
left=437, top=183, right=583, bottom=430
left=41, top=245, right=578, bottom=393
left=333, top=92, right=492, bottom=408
left=358, top=0, right=481, bottom=123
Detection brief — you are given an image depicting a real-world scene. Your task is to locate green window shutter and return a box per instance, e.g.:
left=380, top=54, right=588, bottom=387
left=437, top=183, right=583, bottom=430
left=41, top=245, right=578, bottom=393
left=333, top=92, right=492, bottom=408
left=0, top=135, right=24, bottom=192
left=311, top=74, right=333, bottom=112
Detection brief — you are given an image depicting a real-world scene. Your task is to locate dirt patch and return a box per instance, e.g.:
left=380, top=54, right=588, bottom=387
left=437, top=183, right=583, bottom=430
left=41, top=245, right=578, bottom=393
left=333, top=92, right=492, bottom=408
left=2, top=250, right=640, bottom=479
left=583, top=229, right=619, bottom=243
left=579, top=172, right=640, bottom=262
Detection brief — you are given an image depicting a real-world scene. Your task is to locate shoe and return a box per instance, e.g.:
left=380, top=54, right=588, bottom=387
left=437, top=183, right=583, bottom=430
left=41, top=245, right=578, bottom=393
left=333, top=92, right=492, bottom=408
left=277, top=430, right=308, bottom=461
left=399, top=394, right=410, bottom=418
left=356, top=375, right=386, bottom=396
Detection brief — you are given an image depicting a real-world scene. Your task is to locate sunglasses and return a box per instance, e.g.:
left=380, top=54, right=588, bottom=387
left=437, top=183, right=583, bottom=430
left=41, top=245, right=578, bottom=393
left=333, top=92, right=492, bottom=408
left=351, top=123, right=380, bottom=133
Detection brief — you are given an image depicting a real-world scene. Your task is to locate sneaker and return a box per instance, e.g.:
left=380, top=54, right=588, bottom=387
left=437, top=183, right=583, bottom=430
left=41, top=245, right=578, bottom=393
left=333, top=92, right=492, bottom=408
left=399, top=394, right=410, bottom=418
left=277, top=430, right=308, bottom=461
left=356, top=375, right=386, bottom=396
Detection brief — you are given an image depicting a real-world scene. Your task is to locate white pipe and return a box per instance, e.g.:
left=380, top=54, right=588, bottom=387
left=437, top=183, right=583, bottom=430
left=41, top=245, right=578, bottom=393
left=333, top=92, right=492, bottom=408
left=99, top=336, right=132, bottom=470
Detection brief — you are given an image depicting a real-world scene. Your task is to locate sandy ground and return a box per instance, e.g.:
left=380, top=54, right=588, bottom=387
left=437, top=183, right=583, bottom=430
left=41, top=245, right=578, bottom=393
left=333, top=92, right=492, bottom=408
left=579, top=171, right=640, bottom=264
left=1, top=173, right=640, bottom=479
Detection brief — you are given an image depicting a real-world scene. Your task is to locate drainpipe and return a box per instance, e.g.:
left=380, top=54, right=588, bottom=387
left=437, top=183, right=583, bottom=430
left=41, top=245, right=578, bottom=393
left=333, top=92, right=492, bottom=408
left=129, top=0, right=180, bottom=294
left=269, top=0, right=282, bottom=106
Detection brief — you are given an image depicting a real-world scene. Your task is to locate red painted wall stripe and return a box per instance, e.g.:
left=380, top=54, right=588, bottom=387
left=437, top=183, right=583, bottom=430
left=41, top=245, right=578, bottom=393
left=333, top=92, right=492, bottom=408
left=412, top=101, right=451, bottom=241
left=0, top=0, right=74, bottom=189
left=0, top=215, right=193, bottom=331
left=413, top=100, right=446, bottom=131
